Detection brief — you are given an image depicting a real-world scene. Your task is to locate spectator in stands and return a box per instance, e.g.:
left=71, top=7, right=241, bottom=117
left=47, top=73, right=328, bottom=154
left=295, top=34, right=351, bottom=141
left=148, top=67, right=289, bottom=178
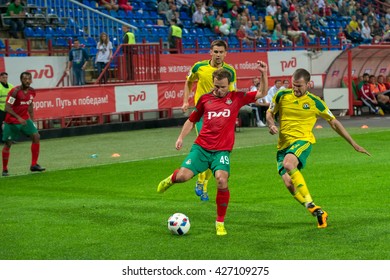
left=371, top=20, right=384, bottom=43
left=158, top=0, right=170, bottom=16
left=226, top=0, right=240, bottom=11
left=0, top=72, right=13, bottom=144
left=266, top=0, right=277, bottom=17
left=122, top=25, right=136, bottom=81
left=337, top=26, right=350, bottom=45
left=254, top=15, right=269, bottom=37
left=382, top=24, right=390, bottom=42
left=66, top=38, right=89, bottom=86
left=337, top=1, right=349, bottom=19
left=192, top=6, right=206, bottom=27
left=273, top=5, right=283, bottom=26
left=176, top=0, right=191, bottom=15
left=307, top=14, right=325, bottom=38
left=166, top=4, right=178, bottom=24
left=168, top=18, right=182, bottom=53
left=345, top=15, right=363, bottom=43
left=99, top=0, right=119, bottom=11
left=271, top=23, right=292, bottom=44
left=117, top=0, right=133, bottom=13
left=361, top=21, right=373, bottom=43
left=5, top=0, right=26, bottom=39
left=236, top=24, right=252, bottom=43
left=95, top=32, right=113, bottom=84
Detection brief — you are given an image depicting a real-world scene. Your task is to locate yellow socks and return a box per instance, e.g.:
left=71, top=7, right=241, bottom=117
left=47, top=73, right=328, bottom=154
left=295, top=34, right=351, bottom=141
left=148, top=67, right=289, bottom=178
left=288, top=168, right=313, bottom=204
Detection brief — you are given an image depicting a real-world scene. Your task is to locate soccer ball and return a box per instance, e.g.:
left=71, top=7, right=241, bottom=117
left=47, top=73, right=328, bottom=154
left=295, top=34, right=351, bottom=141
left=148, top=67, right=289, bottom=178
left=167, top=213, right=190, bottom=235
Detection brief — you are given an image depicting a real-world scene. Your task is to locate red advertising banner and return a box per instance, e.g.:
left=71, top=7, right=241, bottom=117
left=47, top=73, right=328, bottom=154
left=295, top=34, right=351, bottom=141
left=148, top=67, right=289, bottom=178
left=159, top=52, right=269, bottom=82
left=33, top=86, right=116, bottom=119
left=0, top=57, right=5, bottom=73
left=157, top=82, right=194, bottom=109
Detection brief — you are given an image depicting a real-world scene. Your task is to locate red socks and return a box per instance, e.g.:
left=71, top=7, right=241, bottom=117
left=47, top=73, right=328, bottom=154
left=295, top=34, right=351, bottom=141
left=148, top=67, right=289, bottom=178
left=31, top=143, right=40, bottom=166
left=216, top=188, right=230, bottom=222
left=2, top=146, right=10, bottom=171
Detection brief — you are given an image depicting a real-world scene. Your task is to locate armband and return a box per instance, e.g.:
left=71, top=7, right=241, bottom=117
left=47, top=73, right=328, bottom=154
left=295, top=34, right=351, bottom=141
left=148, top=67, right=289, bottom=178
left=8, top=96, right=16, bottom=105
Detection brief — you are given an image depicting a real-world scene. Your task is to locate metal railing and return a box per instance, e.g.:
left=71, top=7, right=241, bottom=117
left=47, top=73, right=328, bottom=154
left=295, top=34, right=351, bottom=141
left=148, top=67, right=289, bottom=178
left=27, top=0, right=137, bottom=44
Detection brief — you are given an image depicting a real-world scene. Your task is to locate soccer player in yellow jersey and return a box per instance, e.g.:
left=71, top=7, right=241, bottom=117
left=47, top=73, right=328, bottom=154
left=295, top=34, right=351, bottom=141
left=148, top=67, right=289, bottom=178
left=181, top=40, right=237, bottom=201
left=266, top=68, right=370, bottom=228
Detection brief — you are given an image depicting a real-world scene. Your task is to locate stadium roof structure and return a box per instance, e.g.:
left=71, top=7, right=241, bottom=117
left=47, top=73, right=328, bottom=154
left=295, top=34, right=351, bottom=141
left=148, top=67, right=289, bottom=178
left=324, top=45, right=390, bottom=89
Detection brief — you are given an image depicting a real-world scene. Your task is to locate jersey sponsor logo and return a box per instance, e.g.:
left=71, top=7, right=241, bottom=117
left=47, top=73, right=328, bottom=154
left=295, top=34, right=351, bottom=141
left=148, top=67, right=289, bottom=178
left=302, top=103, right=310, bottom=109
left=20, top=99, right=33, bottom=105
left=207, top=109, right=230, bottom=119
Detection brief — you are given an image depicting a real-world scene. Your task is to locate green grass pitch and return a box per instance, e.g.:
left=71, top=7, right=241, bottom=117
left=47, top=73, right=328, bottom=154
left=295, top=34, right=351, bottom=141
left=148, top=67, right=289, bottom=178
left=0, top=124, right=389, bottom=260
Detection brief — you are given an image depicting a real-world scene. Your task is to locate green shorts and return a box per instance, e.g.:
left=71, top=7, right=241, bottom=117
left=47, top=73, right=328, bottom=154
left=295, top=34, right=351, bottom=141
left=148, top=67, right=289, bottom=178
left=2, top=119, right=38, bottom=142
left=276, top=140, right=312, bottom=175
left=181, top=144, right=231, bottom=176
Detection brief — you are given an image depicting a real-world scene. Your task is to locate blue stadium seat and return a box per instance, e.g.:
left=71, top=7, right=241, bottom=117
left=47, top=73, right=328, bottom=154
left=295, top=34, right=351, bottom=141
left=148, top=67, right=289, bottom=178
left=55, top=27, right=66, bottom=37
left=53, top=38, right=68, bottom=47
left=86, top=37, right=96, bottom=47
left=23, top=27, right=34, bottom=38
left=34, top=27, right=45, bottom=38
left=16, top=48, right=27, bottom=56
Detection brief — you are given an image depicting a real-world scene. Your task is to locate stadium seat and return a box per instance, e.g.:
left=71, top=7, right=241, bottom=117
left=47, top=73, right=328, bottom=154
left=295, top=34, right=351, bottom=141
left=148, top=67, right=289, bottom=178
left=16, top=48, right=27, bottom=56
left=23, top=27, right=34, bottom=38
left=86, top=37, right=96, bottom=47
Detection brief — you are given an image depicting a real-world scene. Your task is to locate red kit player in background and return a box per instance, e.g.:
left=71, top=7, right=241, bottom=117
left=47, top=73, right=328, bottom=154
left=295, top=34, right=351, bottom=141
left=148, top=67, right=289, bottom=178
left=2, top=72, right=45, bottom=176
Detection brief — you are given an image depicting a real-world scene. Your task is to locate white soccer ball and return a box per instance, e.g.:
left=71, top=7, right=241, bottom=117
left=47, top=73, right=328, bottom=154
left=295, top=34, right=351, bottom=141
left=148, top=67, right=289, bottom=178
left=167, top=213, right=190, bottom=235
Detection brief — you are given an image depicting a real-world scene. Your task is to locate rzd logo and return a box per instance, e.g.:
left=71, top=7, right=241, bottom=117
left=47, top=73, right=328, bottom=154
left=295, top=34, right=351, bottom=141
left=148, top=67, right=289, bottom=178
left=207, top=109, right=230, bottom=119
left=128, top=91, right=146, bottom=105
left=26, top=65, right=54, bottom=79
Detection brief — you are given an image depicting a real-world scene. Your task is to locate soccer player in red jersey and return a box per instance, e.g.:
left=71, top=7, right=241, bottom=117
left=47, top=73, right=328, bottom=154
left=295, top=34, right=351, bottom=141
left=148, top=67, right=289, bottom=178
left=2, top=72, right=45, bottom=176
left=157, top=61, right=268, bottom=235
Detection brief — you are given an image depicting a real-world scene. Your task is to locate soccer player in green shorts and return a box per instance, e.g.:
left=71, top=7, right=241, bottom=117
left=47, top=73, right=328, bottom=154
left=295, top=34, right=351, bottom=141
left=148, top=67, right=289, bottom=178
left=266, top=68, right=370, bottom=228
left=158, top=62, right=268, bottom=235
left=181, top=39, right=237, bottom=201
left=2, top=72, right=45, bottom=176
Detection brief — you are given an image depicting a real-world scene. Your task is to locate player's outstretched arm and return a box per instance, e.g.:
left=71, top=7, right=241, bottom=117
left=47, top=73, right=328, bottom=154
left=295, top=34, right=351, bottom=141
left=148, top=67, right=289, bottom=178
left=328, top=118, right=371, bottom=156
left=254, top=61, right=268, bottom=100
left=182, top=80, right=193, bottom=113
left=176, top=119, right=195, bottom=150
left=266, top=109, right=278, bottom=135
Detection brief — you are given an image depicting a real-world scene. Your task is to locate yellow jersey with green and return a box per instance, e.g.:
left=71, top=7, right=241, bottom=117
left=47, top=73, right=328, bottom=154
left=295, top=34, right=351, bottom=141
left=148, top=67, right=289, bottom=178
left=269, top=89, right=335, bottom=150
left=186, top=60, right=237, bottom=104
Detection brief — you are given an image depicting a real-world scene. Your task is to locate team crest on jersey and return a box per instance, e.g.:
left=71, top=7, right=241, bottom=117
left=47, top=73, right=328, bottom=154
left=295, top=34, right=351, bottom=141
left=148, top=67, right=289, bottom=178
left=302, top=103, right=310, bottom=109
left=225, top=98, right=232, bottom=105
left=185, top=159, right=192, bottom=165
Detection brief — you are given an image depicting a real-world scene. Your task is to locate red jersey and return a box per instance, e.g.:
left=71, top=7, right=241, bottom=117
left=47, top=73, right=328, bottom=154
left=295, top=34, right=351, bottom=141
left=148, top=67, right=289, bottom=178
left=5, top=86, right=35, bottom=124
left=189, top=90, right=257, bottom=151
left=358, top=83, right=376, bottom=101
